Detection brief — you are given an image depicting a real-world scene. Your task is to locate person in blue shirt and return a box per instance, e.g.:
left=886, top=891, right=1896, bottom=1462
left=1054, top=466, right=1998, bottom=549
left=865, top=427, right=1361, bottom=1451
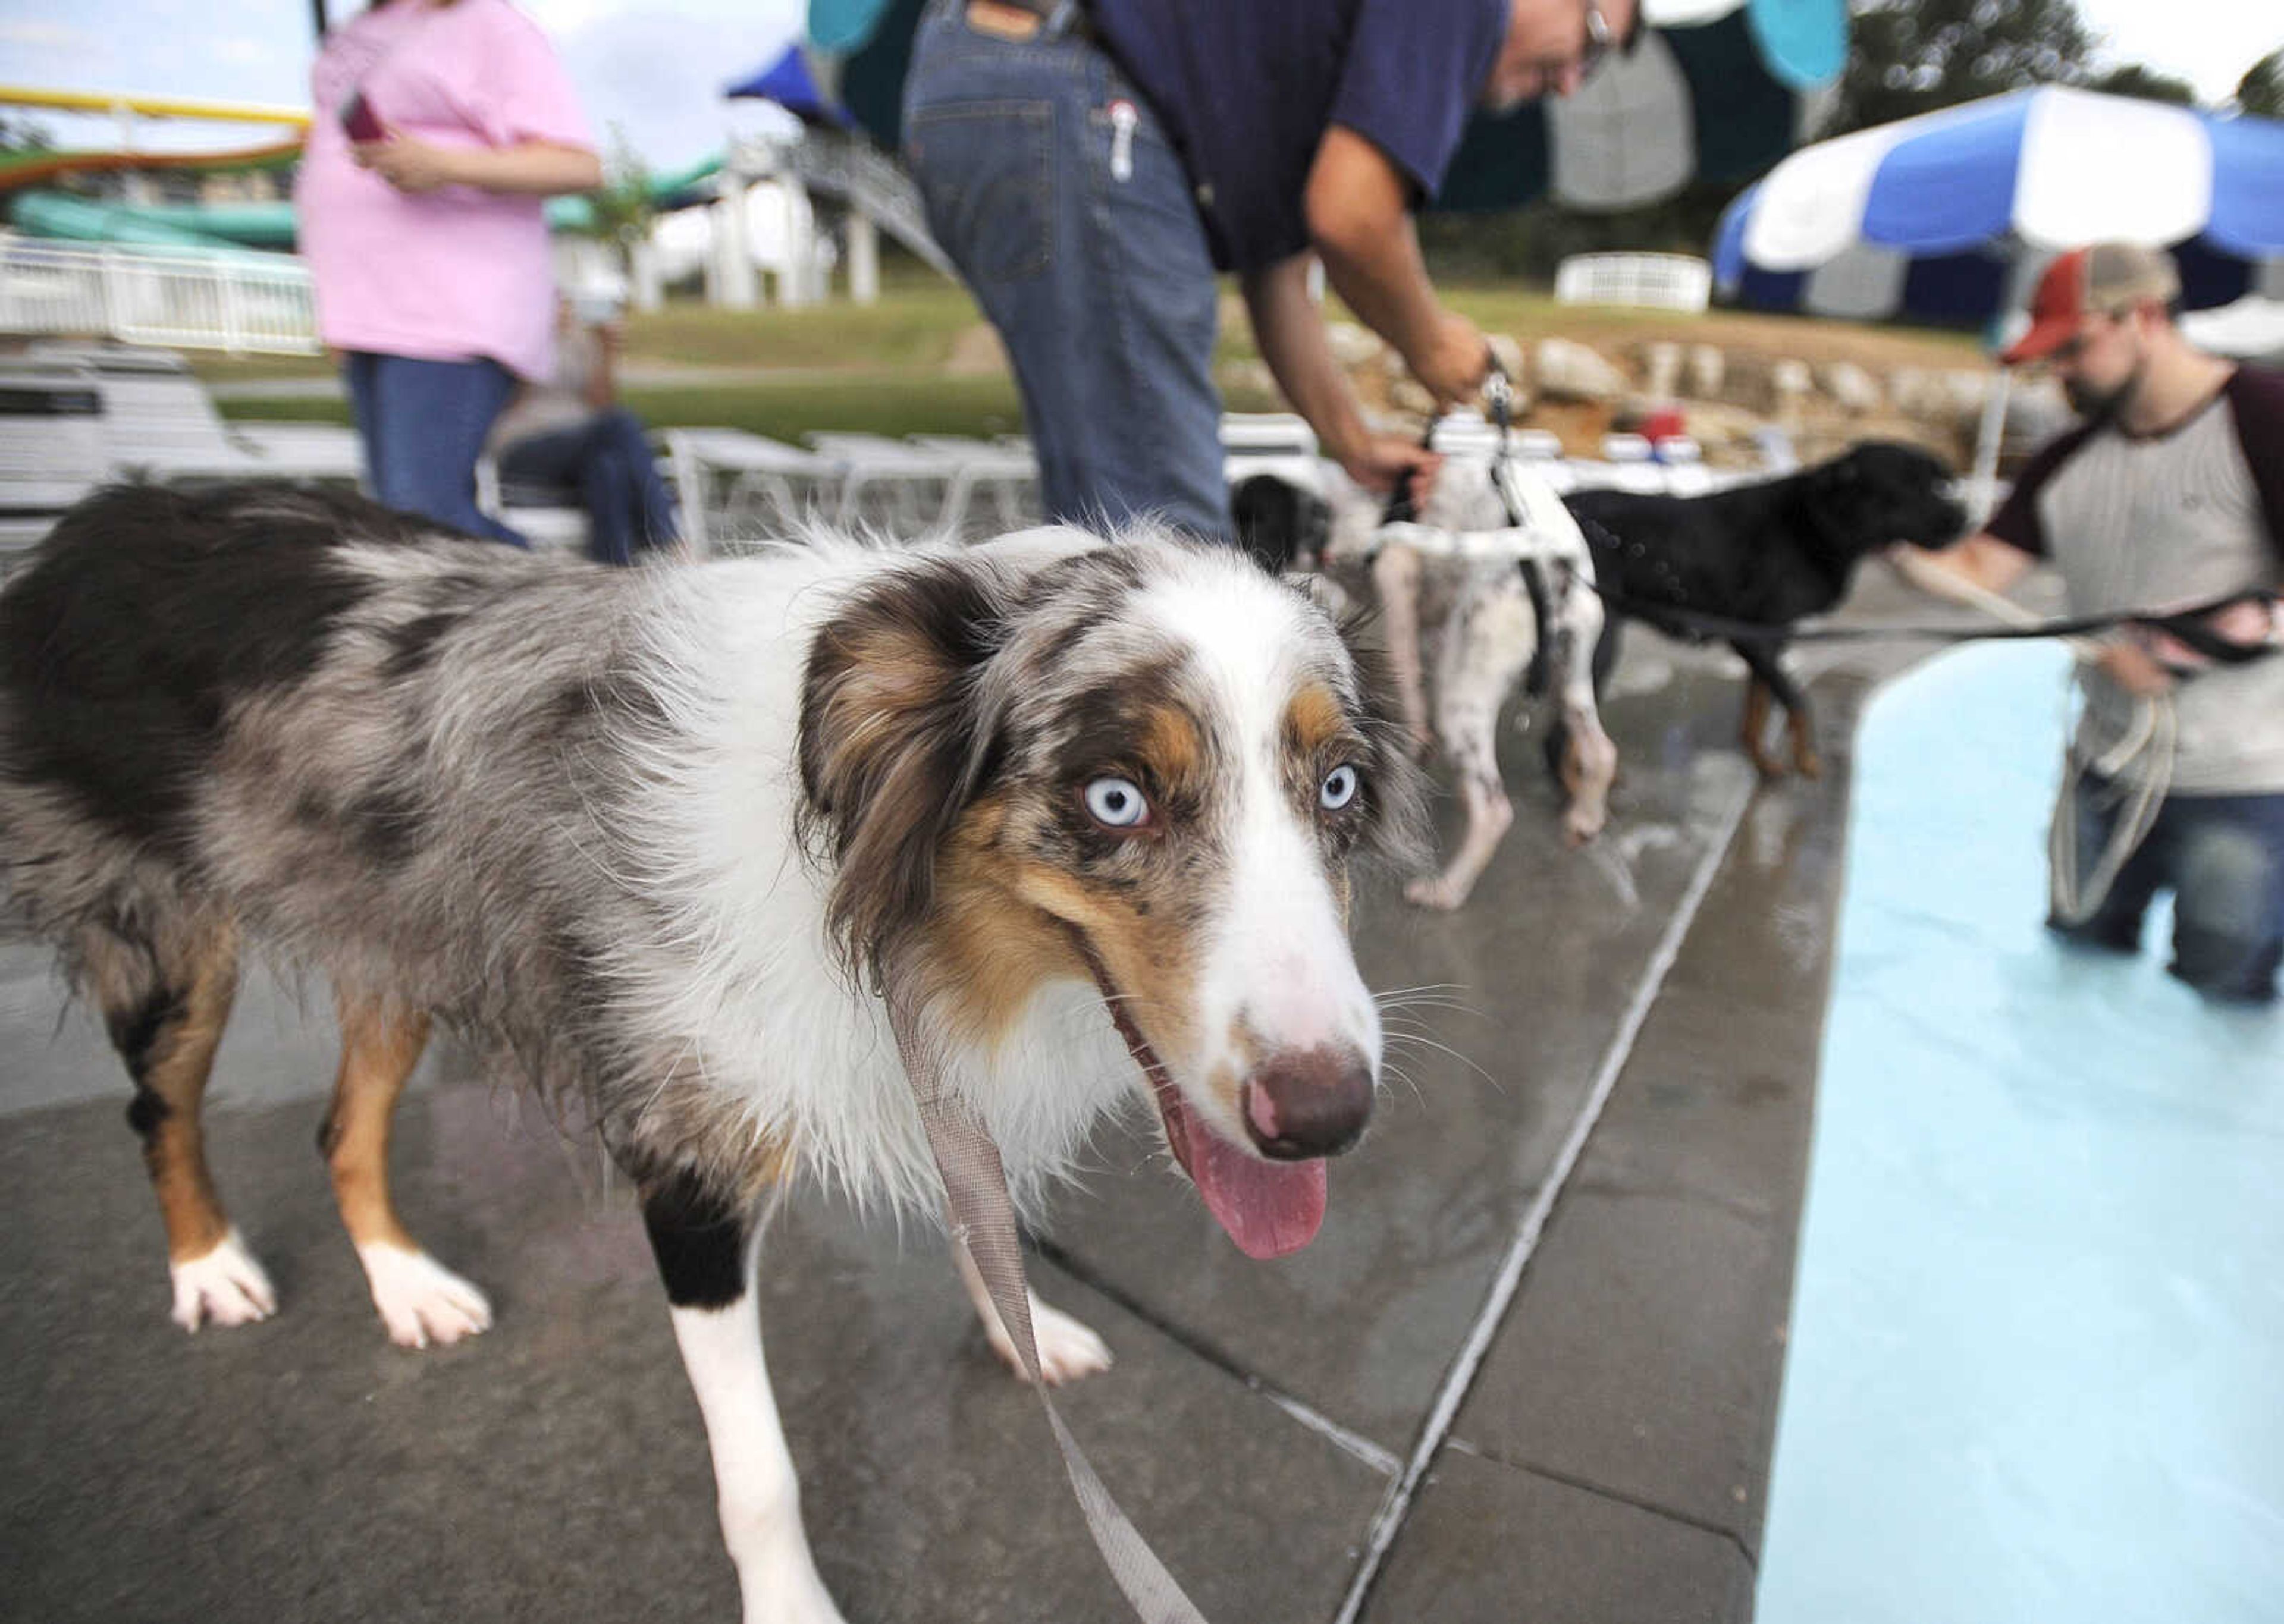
left=903, top=0, right=1639, bottom=540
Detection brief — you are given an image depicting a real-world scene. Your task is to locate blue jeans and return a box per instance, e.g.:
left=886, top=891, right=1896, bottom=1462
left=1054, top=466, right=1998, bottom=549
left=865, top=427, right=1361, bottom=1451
left=342, top=351, right=525, bottom=546
left=902, top=0, right=1230, bottom=540
left=497, top=408, right=680, bottom=566
left=2050, top=777, right=2284, bottom=1003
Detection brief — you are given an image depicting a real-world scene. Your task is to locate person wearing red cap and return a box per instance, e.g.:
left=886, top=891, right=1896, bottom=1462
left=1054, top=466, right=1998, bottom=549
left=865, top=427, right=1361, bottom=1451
left=1893, top=242, right=2284, bottom=1003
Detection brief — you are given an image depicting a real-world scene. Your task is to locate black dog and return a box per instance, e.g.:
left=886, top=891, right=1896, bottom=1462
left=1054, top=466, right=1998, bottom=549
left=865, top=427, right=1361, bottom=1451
left=1232, top=472, right=1331, bottom=576
left=1567, top=441, right=1967, bottom=778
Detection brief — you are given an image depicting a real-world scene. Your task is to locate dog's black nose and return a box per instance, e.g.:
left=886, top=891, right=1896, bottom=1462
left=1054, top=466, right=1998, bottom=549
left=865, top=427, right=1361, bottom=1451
left=1244, top=1047, right=1376, bottom=1160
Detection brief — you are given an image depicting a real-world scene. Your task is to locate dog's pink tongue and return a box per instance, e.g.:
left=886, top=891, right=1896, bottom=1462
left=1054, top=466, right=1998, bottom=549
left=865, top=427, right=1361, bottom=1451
left=1181, top=1108, right=1328, bottom=1261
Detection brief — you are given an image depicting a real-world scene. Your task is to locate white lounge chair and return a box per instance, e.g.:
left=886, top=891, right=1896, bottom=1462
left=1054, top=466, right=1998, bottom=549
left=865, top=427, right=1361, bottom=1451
left=0, top=359, right=109, bottom=560
left=662, top=428, right=844, bottom=555
left=905, top=435, right=1040, bottom=537
left=29, top=341, right=362, bottom=486
left=804, top=431, right=958, bottom=535
left=471, top=456, right=592, bottom=556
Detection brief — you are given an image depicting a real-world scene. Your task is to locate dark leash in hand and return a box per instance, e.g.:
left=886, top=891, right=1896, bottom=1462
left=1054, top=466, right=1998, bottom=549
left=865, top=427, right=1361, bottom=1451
left=1379, top=351, right=1558, bottom=696
left=1572, top=508, right=2281, bottom=669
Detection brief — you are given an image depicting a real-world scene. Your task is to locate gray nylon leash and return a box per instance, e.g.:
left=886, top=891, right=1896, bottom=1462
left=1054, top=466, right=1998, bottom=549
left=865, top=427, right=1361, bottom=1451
left=887, top=984, right=1212, bottom=1624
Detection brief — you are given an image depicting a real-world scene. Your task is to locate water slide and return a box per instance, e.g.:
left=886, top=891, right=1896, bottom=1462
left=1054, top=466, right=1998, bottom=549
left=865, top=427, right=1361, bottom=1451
left=10, top=161, right=727, bottom=256
left=1, top=83, right=726, bottom=257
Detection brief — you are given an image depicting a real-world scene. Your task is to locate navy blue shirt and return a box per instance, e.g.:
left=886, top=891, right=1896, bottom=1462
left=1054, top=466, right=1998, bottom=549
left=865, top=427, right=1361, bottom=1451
left=1090, top=0, right=1509, bottom=271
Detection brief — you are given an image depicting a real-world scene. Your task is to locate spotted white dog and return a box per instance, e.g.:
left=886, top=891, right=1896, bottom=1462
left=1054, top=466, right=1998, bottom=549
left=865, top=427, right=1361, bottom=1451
left=1321, top=456, right=1617, bottom=910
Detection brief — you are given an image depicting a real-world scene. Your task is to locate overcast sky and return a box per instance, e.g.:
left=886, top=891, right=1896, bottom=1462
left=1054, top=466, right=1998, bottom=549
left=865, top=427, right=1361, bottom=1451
left=1, top=0, right=2276, bottom=167
left=1, top=0, right=807, bottom=164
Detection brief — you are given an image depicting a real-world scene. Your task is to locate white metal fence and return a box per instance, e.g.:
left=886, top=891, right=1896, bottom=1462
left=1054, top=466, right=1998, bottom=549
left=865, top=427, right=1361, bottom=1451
left=0, top=237, right=321, bottom=356
left=1552, top=252, right=1712, bottom=314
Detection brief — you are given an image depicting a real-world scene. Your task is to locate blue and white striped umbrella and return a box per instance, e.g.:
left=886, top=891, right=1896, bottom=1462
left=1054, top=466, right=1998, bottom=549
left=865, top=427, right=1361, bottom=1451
left=1714, top=86, right=2284, bottom=324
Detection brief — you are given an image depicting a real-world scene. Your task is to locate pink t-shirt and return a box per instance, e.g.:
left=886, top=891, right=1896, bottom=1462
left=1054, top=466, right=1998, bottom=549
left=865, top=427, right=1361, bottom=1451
left=296, top=0, right=594, bottom=381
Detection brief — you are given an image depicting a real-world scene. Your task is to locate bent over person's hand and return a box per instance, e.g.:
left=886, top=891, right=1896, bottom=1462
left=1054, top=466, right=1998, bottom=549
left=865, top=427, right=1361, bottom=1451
left=2095, top=636, right=2178, bottom=698
left=1342, top=438, right=1445, bottom=500
left=1408, top=312, right=1492, bottom=411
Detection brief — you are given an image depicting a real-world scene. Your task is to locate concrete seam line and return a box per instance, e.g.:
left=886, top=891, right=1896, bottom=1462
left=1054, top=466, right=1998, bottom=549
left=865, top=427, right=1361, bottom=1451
left=1330, top=763, right=1759, bottom=1624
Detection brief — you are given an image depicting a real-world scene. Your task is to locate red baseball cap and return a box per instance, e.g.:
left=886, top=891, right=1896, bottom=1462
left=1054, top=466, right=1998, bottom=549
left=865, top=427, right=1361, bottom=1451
left=2000, top=243, right=2182, bottom=366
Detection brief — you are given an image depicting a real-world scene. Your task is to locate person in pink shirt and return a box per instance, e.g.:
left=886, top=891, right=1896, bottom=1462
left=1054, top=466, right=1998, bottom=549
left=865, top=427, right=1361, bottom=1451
left=297, top=0, right=601, bottom=543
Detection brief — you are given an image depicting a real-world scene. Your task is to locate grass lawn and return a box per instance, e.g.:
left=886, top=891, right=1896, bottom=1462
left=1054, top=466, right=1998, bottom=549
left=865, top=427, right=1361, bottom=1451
left=1433, top=287, right=1983, bottom=366
left=205, top=279, right=1983, bottom=437
left=620, top=281, right=988, bottom=371
left=221, top=371, right=1040, bottom=441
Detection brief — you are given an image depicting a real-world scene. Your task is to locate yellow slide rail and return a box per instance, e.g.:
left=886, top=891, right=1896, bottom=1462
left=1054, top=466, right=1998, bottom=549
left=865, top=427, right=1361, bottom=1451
left=0, top=86, right=311, bottom=128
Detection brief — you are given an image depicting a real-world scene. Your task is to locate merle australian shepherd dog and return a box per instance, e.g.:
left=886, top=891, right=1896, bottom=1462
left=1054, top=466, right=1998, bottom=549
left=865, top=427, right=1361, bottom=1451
left=0, top=483, right=1426, bottom=1623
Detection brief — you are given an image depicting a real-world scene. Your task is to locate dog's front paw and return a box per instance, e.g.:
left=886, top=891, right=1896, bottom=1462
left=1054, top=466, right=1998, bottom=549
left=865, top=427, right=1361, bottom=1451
left=1029, top=1301, right=1114, bottom=1386
left=1562, top=808, right=1607, bottom=846
left=1405, top=874, right=1469, bottom=912
left=170, top=1227, right=278, bottom=1331
left=984, top=1296, right=1113, bottom=1387
left=357, top=1243, right=493, bottom=1350
left=737, top=1558, right=852, bottom=1624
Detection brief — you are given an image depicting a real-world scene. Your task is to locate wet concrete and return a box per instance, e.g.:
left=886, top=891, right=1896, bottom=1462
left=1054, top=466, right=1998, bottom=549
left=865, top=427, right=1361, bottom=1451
left=0, top=566, right=2001, bottom=1623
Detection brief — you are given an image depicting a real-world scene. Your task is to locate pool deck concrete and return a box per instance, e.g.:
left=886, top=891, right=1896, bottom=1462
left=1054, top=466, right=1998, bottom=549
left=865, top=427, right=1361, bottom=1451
left=0, top=566, right=2021, bottom=1623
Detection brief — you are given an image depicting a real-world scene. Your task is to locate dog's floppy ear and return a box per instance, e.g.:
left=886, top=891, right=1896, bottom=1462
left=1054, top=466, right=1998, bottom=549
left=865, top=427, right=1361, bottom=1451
left=1326, top=610, right=1435, bottom=875
left=798, top=556, right=1015, bottom=984
left=1807, top=447, right=1866, bottom=498
left=1807, top=442, right=1963, bottom=555
left=1800, top=445, right=1886, bottom=549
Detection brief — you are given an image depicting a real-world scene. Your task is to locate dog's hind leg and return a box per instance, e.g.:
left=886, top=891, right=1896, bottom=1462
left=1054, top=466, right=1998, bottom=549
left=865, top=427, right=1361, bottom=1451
left=643, top=1171, right=849, bottom=1624
left=85, top=907, right=277, bottom=1331
left=1370, top=542, right=1436, bottom=758
left=1737, top=671, right=1780, bottom=778
left=949, top=1225, right=1111, bottom=1386
left=1407, top=570, right=1532, bottom=910
left=322, top=994, right=492, bottom=1349
left=1732, top=642, right=1815, bottom=778
left=1785, top=708, right=1822, bottom=780
left=1770, top=653, right=1824, bottom=780
left=1550, top=574, right=1617, bottom=847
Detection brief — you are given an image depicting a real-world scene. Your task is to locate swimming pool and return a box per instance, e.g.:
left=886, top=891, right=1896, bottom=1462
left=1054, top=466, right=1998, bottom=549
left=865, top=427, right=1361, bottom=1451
left=1757, top=641, right=2284, bottom=1624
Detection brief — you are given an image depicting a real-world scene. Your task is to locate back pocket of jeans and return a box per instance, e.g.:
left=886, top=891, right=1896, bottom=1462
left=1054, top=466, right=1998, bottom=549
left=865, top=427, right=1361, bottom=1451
left=906, top=100, right=1053, bottom=285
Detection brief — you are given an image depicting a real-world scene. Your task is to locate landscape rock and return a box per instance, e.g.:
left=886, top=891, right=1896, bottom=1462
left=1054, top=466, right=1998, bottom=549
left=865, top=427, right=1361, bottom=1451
left=1532, top=337, right=1630, bottom=402
left=1818, top=360, right=1884, bottom=415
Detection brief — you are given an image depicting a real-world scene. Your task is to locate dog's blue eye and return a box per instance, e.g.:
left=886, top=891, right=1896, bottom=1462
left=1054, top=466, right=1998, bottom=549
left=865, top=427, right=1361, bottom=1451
left=1084, top=776, right=1150, bottom=828
left=1320, top=764, right=1359, bottom=811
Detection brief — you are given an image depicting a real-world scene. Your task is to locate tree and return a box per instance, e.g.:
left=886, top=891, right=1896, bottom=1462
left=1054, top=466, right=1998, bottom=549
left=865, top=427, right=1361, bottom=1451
left=2239, top=51, right=2284, bottom=118
left=582, top=125, right=658, bottom=290
left=1818, top=0, right=2101, bottom=138
left=2085, top=64, right=2197, bottom=105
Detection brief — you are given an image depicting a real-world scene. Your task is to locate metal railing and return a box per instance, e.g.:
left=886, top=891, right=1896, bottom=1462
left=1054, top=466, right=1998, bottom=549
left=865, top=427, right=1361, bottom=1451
left=735, top=133, right=955, bottom=277
left=0, top=237, right=321, bottom=356
left=1552, top=252, right=1712, bottom=314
